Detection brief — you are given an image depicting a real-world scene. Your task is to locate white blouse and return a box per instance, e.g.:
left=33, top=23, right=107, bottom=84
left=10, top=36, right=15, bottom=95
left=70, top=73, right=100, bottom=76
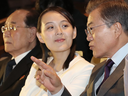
left=20, top=54, right=94, bottom=96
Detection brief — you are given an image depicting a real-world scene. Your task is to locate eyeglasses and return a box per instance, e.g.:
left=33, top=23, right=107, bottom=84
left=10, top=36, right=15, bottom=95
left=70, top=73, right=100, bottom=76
left=85, top=24, right=106, bottom=36
left=1, top=24, right=30, bottom=33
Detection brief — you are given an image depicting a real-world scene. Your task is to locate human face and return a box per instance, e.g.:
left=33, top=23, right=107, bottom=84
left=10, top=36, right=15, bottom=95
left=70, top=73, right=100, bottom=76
left=37, top=11, right=76, bottom=53
left=86, top=8, right=118, bottom=58
left=3, top=10, right=33, bottom=57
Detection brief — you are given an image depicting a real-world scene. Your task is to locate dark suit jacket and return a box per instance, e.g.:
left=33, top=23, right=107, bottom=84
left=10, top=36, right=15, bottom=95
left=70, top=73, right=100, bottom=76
left=0, top=44, right=42, bottom=96
left=62, top=59, right=125, bottom=96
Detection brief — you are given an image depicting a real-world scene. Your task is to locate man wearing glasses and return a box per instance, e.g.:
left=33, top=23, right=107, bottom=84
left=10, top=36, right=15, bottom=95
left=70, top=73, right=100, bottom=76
left=30, top=1, right=128, bottom=96
left=0, top=9, right=42, bottom=96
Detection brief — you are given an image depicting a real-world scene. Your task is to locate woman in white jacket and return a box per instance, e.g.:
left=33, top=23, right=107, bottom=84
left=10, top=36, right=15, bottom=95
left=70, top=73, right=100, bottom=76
left=20, top=6, right=94, bottom=96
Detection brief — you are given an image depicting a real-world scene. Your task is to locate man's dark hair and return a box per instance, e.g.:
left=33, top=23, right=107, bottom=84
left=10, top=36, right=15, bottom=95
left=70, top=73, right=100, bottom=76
left=16, top=8, right=40, bottom=44
left=86, top=0, right=123, bottom=14
left=86, top=1, right=128, bottom=36
left=23, top=8, right=39, bottom=28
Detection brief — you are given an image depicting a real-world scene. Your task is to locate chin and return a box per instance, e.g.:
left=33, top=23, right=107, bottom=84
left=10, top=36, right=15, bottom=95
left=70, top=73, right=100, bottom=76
left=4, top=48, right=12, bottom=53
left=93, top=52, right=102, bottom=58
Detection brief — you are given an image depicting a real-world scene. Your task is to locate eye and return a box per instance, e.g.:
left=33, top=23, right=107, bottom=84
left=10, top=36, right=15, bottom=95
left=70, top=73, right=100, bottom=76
left=9, top=25, right=16, bottom=31
left=47, top=26, right=54, bottom=30
left=87, top=27, right=92, bottom=32
left=9, top=26, right=13, bottom=30
left=62, top=24, right=68, bottom=28
left=90, top=27, right=93, bottom=30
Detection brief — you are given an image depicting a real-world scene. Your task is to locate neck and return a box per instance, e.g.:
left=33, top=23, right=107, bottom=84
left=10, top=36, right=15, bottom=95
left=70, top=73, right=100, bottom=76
left=11, top=42, right=36, bottom=58
left=50, top=50, right=70, bottom=71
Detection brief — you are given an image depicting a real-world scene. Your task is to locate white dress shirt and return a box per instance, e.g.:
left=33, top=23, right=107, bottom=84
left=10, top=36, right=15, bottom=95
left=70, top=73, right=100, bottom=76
left=12, top=50, right=31, bottom=68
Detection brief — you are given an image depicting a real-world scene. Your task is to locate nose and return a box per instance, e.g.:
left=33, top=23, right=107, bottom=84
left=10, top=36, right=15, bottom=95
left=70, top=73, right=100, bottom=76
left=55, top=27, right=63, bottom=35
left=86, top=34, right=93, bottom=41
left=3, top=30, right=11, bottom=37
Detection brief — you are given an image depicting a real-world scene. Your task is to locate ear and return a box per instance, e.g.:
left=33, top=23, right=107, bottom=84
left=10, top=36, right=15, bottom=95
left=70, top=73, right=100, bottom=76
left=73, top=27, right=77, bottom=39
left=36, top=32, right=44, bottom=43
left=28, top=27, right=37, bottom=42
left=113, top=22, right=122, bottom=38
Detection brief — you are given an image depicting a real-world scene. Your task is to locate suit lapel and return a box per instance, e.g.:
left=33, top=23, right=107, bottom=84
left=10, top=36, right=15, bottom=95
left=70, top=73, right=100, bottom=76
left=97, top=59, right=125, bottom=96
left=0, top=57, right=11, bottom=84
left=0, top=54, right=32, bottom=92
left=0, top=44, right=42, bottom=92
left=87, top=61, right=106, bottom=96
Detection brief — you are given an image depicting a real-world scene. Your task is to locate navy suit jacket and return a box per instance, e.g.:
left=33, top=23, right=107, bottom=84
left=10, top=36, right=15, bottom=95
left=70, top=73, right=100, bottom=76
left=0, top=44, right=42, bottom=96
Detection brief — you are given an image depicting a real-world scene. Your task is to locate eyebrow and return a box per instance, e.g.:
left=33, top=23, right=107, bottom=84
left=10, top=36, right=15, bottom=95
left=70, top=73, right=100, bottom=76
left=61, top=20, right=69, bottom=23
left=5, top=21, right=16, bottom=25
left=87, top=22, right=93, bottom=27
left=11, top=22, right=16, bottom=24
left=45, top=22, right=53, bottom=25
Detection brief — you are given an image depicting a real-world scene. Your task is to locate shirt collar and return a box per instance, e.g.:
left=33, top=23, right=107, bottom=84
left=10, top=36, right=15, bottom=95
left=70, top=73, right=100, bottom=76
left=13, top=50, right=31, bottom=64
left=111, top=43, right=128, bottom=66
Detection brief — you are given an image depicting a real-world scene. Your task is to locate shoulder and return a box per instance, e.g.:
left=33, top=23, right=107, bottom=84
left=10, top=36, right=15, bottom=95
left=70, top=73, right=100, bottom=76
left=0, top=56, right=11, bottom=65
left=0, top=57, right=8, bottom=61
left=68, top=55, right=94, bottom=72
left=71, top=54, right=94, bottom=66
left=93, top=60, right=106, bottom=70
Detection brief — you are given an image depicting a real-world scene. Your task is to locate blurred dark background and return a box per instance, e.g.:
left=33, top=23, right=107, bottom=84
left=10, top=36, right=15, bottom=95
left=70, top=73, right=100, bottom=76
left=0, top=0, right=89, bottom=57
left=0, top=0, right=89, bottom=20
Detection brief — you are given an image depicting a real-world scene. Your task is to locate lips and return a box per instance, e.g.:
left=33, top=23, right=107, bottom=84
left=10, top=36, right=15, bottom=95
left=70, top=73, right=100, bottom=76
left=89, top=44, right=94, bottom=50
left=89, top=46, right=93, bottom=50
left=4, top=41, right=12, bottom=44
left=55, top=38, right=65, bottom=42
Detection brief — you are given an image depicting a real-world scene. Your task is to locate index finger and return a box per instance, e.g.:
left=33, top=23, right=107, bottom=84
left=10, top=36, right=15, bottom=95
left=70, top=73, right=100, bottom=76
left=31, top=56, right=48, bottom=70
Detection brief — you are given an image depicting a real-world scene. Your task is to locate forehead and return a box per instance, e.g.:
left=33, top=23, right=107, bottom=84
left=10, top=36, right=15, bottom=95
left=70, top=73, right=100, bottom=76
left=5, top=10, right=28, bottom=25
left=87, top=8, right=103, bottom=26
left=41, top=11, right=67, bottom=23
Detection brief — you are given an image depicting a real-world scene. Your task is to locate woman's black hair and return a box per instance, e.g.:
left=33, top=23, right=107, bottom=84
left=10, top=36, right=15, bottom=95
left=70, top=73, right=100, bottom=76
left=35, top=0, right=74, bottom=15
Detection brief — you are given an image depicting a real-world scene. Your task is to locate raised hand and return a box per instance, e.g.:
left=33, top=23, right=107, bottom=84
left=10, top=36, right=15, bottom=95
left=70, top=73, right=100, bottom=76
left=31, top=56, right=63, bottom=95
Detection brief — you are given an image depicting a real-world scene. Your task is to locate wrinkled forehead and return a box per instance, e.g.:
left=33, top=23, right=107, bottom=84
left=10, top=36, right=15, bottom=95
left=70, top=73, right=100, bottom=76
left=5, top=10, right=28, bottom=25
